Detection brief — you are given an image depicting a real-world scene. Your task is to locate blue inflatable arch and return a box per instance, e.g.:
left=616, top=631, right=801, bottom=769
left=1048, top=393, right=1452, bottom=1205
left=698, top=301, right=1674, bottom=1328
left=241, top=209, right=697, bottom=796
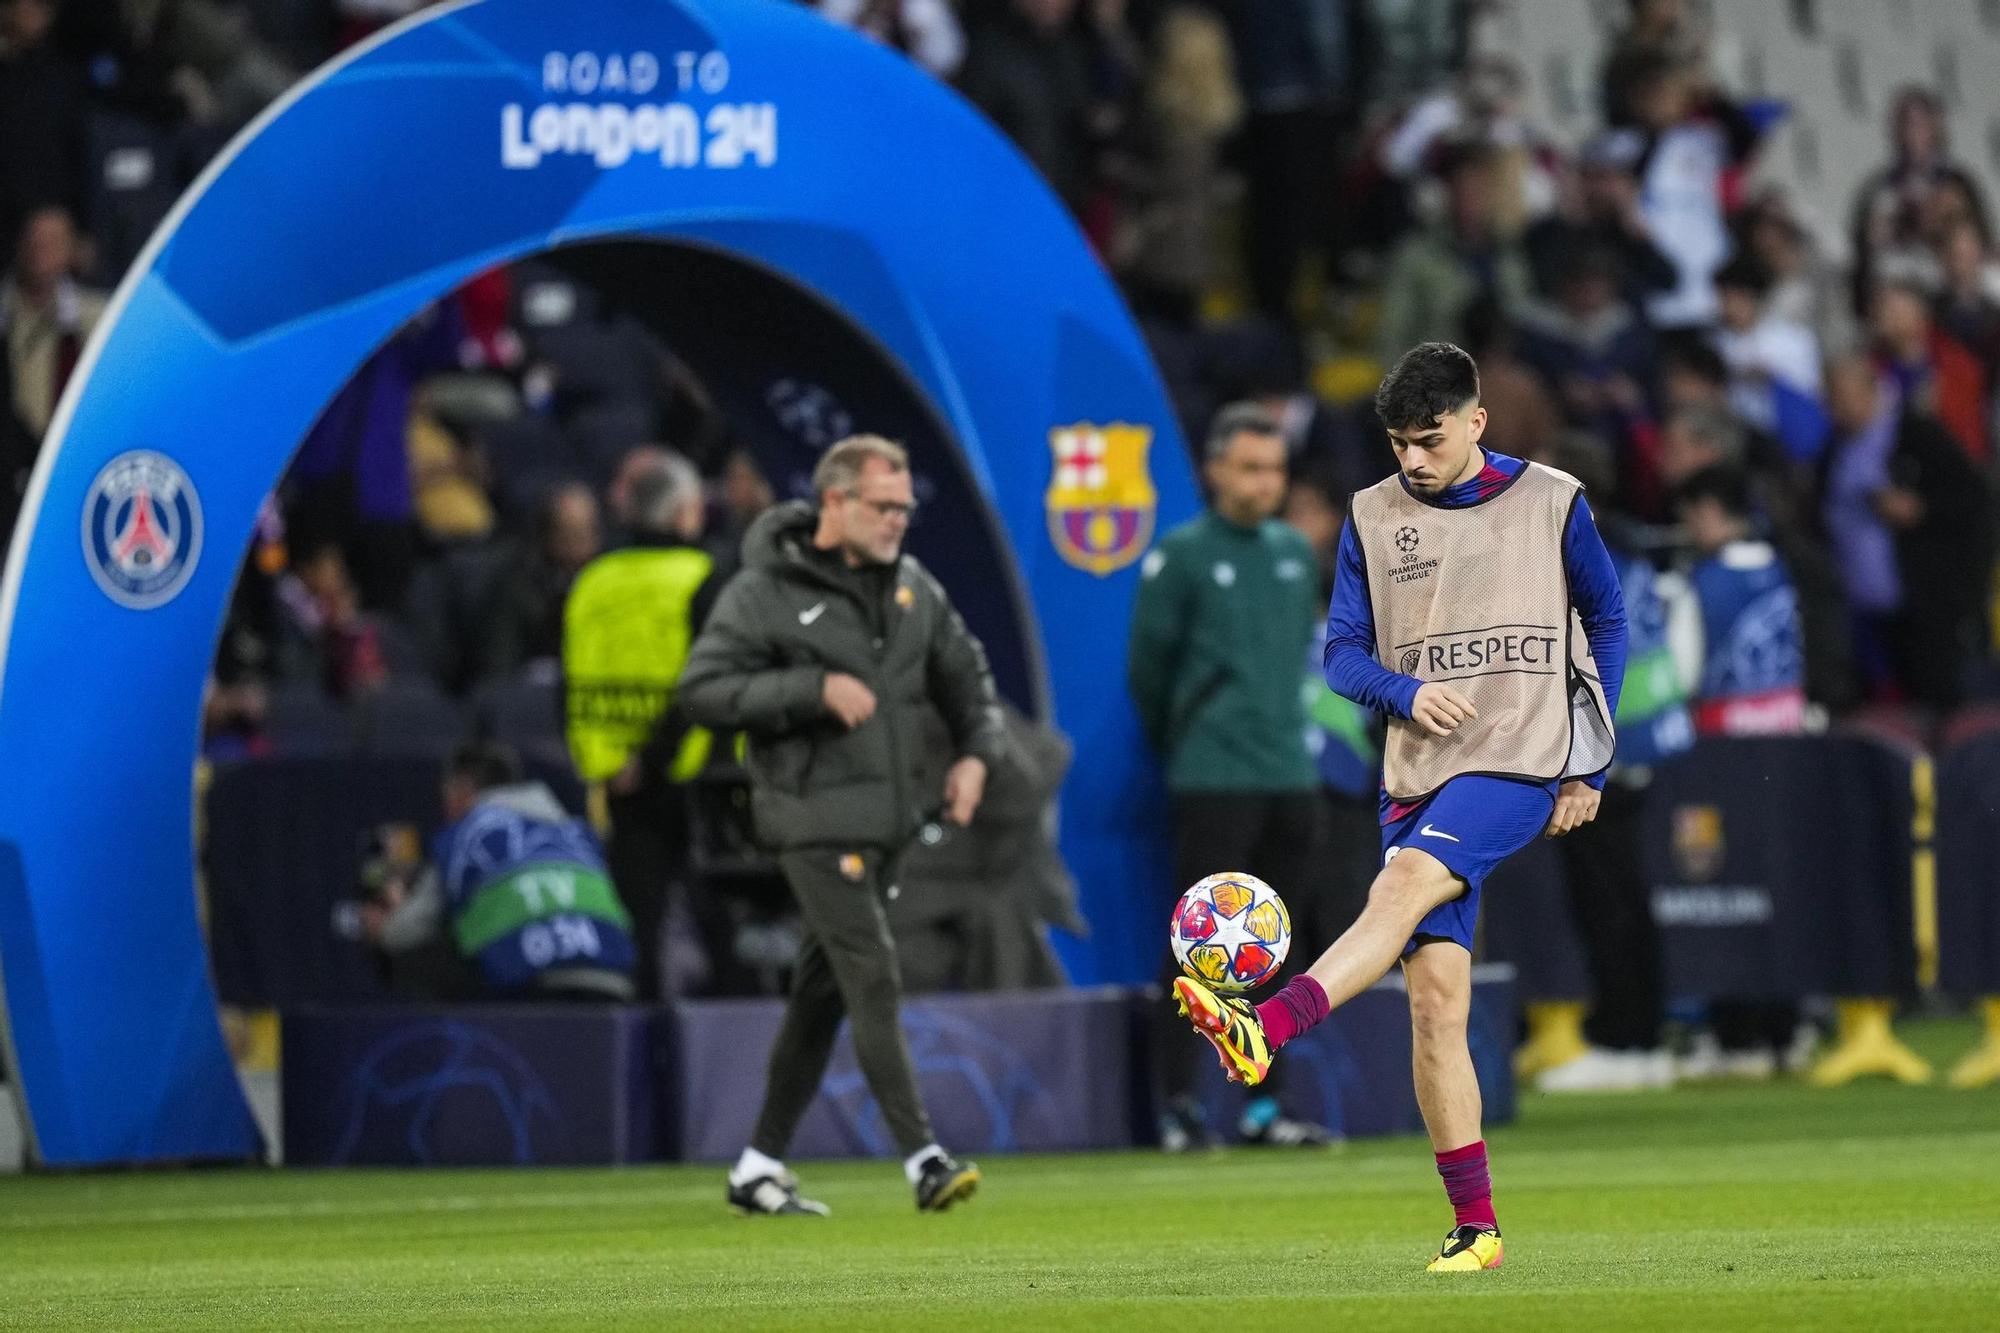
left=0, top=0, right=1194, bottom=1167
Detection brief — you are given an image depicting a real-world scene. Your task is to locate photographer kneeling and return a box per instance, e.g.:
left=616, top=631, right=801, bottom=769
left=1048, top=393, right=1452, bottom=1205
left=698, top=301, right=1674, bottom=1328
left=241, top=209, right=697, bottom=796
left=361, top=741, right=636, bottom=1002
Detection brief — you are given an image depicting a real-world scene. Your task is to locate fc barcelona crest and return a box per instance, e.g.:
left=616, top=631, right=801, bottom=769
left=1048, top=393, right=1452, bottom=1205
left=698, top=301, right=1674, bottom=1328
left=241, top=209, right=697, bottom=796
left=1671, top=804, right=1725, bottom=883
left=1046, top=423, right=1156, bottom=576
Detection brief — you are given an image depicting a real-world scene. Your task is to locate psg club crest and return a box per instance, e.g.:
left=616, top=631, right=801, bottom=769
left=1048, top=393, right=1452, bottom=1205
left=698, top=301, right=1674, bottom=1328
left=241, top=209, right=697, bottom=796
left=1046, top=423, right=1156, bottom=576
left=81, top=450, right=203, bottom=609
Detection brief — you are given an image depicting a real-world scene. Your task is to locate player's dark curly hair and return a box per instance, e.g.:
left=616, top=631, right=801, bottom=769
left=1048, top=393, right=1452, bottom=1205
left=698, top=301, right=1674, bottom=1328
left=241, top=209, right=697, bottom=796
left=1375, top=342, right=1481, bottom=432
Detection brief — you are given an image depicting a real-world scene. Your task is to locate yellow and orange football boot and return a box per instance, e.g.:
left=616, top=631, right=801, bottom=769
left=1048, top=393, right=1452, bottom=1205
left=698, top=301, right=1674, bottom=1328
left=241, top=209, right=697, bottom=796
left=1172, top=976, right=1271, bottom=1086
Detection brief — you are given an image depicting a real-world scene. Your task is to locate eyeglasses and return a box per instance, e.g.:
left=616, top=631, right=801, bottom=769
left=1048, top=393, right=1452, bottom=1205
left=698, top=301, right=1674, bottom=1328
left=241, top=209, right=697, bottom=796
left=844, top=492, right=917, bottom=521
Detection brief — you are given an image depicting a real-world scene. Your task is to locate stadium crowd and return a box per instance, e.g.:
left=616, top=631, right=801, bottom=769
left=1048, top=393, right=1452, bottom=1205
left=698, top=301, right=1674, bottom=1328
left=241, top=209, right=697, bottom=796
left=4, top=1, right=1999, bottom=1072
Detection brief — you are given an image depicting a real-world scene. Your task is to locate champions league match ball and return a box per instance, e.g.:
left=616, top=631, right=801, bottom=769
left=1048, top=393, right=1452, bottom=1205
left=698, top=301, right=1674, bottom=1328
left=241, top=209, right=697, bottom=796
left=1170, top=872, right=1292, bottom=992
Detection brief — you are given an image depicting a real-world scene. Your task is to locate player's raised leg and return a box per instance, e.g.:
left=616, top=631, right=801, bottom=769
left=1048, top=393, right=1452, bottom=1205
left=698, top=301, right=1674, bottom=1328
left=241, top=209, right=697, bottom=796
left=1405, top=940, right=1503, bottom=1271
left=1174, top=847, right=1463, bottom=1085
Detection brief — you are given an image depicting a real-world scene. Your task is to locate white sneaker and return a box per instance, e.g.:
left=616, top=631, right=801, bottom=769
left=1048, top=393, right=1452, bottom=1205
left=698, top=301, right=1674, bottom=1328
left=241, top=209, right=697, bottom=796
left=1781, top=1021, right=1820, bottom=1074
left=1678, top=1031, right=1777, bottom=1081
left=1637, top=1049, right=1677, bottom=1088
left=1719, top=1047, right=1776, bottom=1080
left=1535, top=1047, right=1656, bottom=1092
left=1677, top=1031, right=1727, bottom=1082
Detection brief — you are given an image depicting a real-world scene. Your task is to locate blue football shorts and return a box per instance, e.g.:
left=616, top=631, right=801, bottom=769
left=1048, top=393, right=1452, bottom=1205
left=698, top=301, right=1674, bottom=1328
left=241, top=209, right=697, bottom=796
left=1380, top=774, right=1558, bottom=955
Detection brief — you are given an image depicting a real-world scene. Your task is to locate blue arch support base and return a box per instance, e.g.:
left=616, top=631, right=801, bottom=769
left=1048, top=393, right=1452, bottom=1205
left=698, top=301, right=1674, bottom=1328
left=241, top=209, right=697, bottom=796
left=0, top=0, right=1195, bottom=1166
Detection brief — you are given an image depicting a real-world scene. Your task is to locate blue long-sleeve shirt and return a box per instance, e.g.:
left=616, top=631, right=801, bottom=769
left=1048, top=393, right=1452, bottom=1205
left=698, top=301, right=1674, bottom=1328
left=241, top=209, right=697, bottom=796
left=1322, top=452, right=1628, bottom=787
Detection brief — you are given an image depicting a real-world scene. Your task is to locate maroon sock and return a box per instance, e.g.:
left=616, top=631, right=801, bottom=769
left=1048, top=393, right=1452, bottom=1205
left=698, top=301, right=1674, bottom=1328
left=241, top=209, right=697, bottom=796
left=1253, top=975, right=1329, bottom=1049
left=1435, top=1140, right=1497, bottom=1230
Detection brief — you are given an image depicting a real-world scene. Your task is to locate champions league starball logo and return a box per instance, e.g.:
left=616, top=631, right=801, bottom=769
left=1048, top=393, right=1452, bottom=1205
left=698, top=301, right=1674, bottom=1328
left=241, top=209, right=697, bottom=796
left=80, top=451, right=203, bottom=610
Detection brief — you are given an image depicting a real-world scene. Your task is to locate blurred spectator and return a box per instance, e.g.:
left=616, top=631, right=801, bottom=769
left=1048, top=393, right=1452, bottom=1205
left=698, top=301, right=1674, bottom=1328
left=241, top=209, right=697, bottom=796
left=710, top=445, right=775, bottom=564
left=1710, top=253, right=1826, bottom=463
left=1656, top=398, right=1746, bottom=492
left=1537, top=438, right=1687, bottom=1092
left=1673, top=460, right=1813, bottom=1077
left=1524, top=134, right=1678, bottom=313
left=1228, top=0, right=1363, bottom=318
left=1213, top=317, right=1372, bottom=485
left=1598, top=0, right=1702, bottom=128
left=59, top=0, right=294, bottom=134
left=401, top=541, right=510, bottom=698
left=1657, top=389, right=1853, bottom=710
left=210, top=496, right=288, bottom=691
left=1457, top=301, right=1560, bottom=466
left=290, top=309, right=462, bottom=609
left=1079, top=0, right=1144, bottom=149
left=1376, top=142, right=1531, bottom=366
left=277, top=540, right=389, bottom=701
left=1934, top=219, right=2000, bottom=379
left=1513, top=244, right=1655, bottom=449
left=1621, top=51, right=1763, bottom=329
left=960, top=0, right=1095, bottom=214
left=1850, top=87, right=1992, bottom=311
left=607, top=444, right=670, bottom=533
left=1359, top=0, right=1458, bottom=105
left=1741, top=193, right=1859, bottom=361
left=1, top=204, right=103, bottom=439
left=1128, top=403, right=1332, bottom=1149
left=1676, top=464, right=1806, bottom=736
left=1283, top=460, right=1345, bottom=593
left=480, top=482, right=601, bottom=684
left=407, top=408, right=494, bottom=545
left=201, top=673, right=268, bottom=762
left=563, top=450, right=719, bottom=998
left=362, top=740, right=637, bottom=1001
left=1381, top=56, right=1555, bottom=225
left=1286, top=464, right=1379, bottom=947
left=0, top=0, right=87, bottom=249
left=1823, top=355, right=1993, bottom=709
left=817, top=0, right=966, bottom=80
left=449, top=266, right=523, bottom=375
left=1869, top=278, right=1989, bottom=466
left=1664, top=460, right=1812, bottom=1077
left=894, top=703, right=1083, bottom=992
left=1107, top=4, right=1241, bottom=328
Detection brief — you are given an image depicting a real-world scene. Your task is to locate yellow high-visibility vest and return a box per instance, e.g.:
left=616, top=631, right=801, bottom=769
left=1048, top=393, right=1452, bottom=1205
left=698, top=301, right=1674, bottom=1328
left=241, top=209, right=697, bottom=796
left=562, top=546, right=714, bottom=782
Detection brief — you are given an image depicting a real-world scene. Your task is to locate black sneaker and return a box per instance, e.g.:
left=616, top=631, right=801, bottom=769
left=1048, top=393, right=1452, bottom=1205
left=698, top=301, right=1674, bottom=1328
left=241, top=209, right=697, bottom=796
left=727, top=1170, right=830, bottom=1217
left=913, top=1151, right=981, bottom=1212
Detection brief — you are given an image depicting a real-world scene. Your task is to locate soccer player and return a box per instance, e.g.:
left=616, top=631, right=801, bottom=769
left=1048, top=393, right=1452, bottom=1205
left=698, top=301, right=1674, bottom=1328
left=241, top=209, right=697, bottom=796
left=1173, top=342, right=1628, bottom=1272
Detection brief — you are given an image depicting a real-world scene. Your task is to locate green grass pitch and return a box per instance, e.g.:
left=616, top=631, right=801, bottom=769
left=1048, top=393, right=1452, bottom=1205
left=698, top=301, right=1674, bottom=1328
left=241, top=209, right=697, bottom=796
left=3, top=1016, right=1996, bottom=1331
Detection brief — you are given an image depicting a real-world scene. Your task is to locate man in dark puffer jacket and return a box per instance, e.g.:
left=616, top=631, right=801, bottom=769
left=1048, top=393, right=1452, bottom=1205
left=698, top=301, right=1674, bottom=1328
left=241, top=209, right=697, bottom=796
left=681, top=434, right=1005, bottom=1218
